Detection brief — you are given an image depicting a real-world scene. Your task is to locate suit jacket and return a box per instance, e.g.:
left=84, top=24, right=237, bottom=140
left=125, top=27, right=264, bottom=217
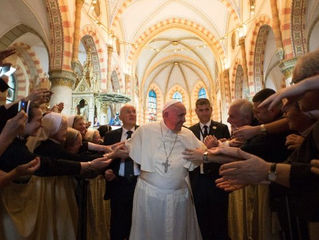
left=189, top=120, right=230, bottom=177
left=103, top=126, right=138, bottom=199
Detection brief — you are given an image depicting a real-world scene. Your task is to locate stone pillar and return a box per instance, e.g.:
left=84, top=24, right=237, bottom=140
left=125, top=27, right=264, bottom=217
left=223, top=69, right=231, bottom=105
left=49, top=70, right=76, bottom=115
left=239, top=37, right=251, bottom=98
left=218, top=71, right=228, bottom=123
left=279, top=57, right=297, bottom=87
left=125, top=74, right=130, bottom=95
left=270, top=0, right=284, bottom=60
left=72, top=0, right=84, bottom=62
left=106, top=46, right=113, bottom=92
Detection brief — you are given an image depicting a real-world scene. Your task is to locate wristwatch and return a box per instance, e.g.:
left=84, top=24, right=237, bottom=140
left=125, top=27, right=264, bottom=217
left=267, top=163, right=277, bottom=182
left=202, top=151, right=208, bottom=163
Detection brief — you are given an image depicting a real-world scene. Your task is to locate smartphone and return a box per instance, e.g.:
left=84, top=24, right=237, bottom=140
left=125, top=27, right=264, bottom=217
left=18, top=100, right=30, bottom=115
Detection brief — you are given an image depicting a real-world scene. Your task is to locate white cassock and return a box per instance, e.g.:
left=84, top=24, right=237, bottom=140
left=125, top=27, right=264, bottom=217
left=126, top=121, right=205, bottom=240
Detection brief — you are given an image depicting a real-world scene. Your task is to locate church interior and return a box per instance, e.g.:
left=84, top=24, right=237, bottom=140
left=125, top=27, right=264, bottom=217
left=1, top=1, right=319, bottom=240
left=1, top=0, right=318, bottom=126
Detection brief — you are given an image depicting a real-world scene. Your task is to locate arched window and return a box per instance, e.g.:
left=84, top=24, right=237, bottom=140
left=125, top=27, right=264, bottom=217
left=2, top=66, right=16, bottom=103
left=148, top=90, right=157, bottom=121
left=198, top=87, right=207, bottom=99
left=172, top=91, right=182, bottom=102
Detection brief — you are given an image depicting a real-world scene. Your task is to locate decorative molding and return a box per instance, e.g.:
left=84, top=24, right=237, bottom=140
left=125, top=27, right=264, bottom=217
left=291, top=0, right=307, bottom=57
left=278, top=57, right=297, bottom=78
left=46, top=0, right=64, bottom=70
left=49, top=70, right=76, bottom=88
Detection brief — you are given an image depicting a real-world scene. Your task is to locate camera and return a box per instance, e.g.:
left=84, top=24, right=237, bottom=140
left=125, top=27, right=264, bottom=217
left=18, top=100, right=30, bottom=115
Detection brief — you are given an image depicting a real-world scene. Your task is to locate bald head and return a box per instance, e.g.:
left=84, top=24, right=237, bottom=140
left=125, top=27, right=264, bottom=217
left=162, top=102, right=186, bottom=133
left=119, top=104, right=136, bottom=129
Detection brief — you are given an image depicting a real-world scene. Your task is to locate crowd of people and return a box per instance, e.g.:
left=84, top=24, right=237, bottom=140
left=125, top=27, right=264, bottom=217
left=0, top=47, right=319, bottom=240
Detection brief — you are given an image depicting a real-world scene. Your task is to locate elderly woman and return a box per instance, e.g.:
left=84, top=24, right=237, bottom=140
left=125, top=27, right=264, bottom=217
left=34, top=113, right=104, bottom=163
left=68, top=115, right=112, bottom=153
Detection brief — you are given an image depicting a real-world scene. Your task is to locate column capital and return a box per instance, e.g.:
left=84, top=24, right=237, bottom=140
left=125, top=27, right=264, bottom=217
left=223, top=69, right=230, bottom=78
left=238, top=37, right=246, bottom=47
left=279, top=57, right=297, bottom=79
left=49, top=70, right=76, bottom=88
left=276, top=48, right=285, bottom=61
left=107, top=46, right=113, bottom=54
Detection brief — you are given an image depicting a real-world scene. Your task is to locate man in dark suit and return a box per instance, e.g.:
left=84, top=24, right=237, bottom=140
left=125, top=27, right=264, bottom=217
left=103, top=104, right=139, bottom=240
left=189, top=98, right=230, bottom=240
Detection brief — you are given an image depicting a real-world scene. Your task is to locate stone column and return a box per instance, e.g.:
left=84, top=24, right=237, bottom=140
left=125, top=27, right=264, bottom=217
left=223, top=69, right=231, bottom=105
left=125, top=74, right=130, bottom=95
left=49, top=70, right=76, bottom=115
left=239, top=37, right=251, bottom=98
left=279, top=57, right=297, bottom=88
left=270, top=0, right=284, bottom=60
left=72, top=0, right=84, bottom=62
left=106, top=46, right=113, bottom=92
left=218, top=71, right=228, bottom=123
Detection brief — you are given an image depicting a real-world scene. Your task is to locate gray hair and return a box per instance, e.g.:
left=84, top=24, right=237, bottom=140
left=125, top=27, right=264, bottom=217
left=293, top=49, right=319, bottom=83
left=230, top=99, right=253, bottom=121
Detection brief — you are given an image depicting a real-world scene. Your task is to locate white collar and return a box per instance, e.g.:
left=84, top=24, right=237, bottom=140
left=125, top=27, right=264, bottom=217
left=199, top=120, right=212, bottom=129
left=122, top=126, right=135, bottom=133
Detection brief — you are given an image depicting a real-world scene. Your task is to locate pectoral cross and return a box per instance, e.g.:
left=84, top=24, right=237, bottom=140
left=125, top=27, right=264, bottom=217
left=162, top=159, right=171, bottom=173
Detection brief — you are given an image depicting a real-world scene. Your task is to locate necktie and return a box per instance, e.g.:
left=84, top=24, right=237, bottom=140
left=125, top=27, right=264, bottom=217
left=124, top=130, right=134, bottom=177
left=126, top=130, right=133, bottom=139
left=203, top=125, right=208, bottom=139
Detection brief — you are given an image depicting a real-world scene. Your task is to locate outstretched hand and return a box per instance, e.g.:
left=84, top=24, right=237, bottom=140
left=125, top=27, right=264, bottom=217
left=26, top=88, right=53, bottom=105
left=217, top=148, right=270, bottom=185
left=232, top=125, right=260, bottom=141
left=15, top=157, right=41, bottom=177
left=215, top=177, right=246, bottom=192
left=257, top=74, right=319, bottom=111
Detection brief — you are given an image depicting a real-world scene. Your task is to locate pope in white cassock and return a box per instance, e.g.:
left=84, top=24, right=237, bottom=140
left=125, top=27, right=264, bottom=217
left=126, top=100, right=205, bottom=240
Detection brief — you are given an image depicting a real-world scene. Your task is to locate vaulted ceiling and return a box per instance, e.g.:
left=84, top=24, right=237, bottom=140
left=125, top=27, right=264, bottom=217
left=104, top=0, right=243, bottom=99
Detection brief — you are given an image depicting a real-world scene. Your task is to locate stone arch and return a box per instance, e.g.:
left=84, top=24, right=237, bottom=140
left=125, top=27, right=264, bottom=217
left=280, top=0, right=293, bottom=58
left=128, top=18, right=225, bottom=72
left=230, top=59, right=241, bottom=100
left=307, top=17, right=319, bottom=51
left=247, top=15, right=271, bottom=95
left=111, top=69, right=120, bottom=92
left=290, top=0, right=307, bottom=57
left=111, top=56, right=125, bottom=93
left=46, top=0, right=65, bottom=70
left=0, top=24, right=49, bottom=54
left=80, top=35, right=102, bottom=85
left=12, top=42, right=45, bottom=92
left=254, top=25, right=272, bottom=93
left=234, top=64, right=244, bottom=99
left=142, top=54, right=213, bottom=96
left=80, top=25, right=107, bottom=84
left=144, top=83, right=164, bottom=123
left=166, top=84, right=191, bottom=125
left=190, top=81, right=209, bottom=123
left=111, top=0, right=240, bottom=29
